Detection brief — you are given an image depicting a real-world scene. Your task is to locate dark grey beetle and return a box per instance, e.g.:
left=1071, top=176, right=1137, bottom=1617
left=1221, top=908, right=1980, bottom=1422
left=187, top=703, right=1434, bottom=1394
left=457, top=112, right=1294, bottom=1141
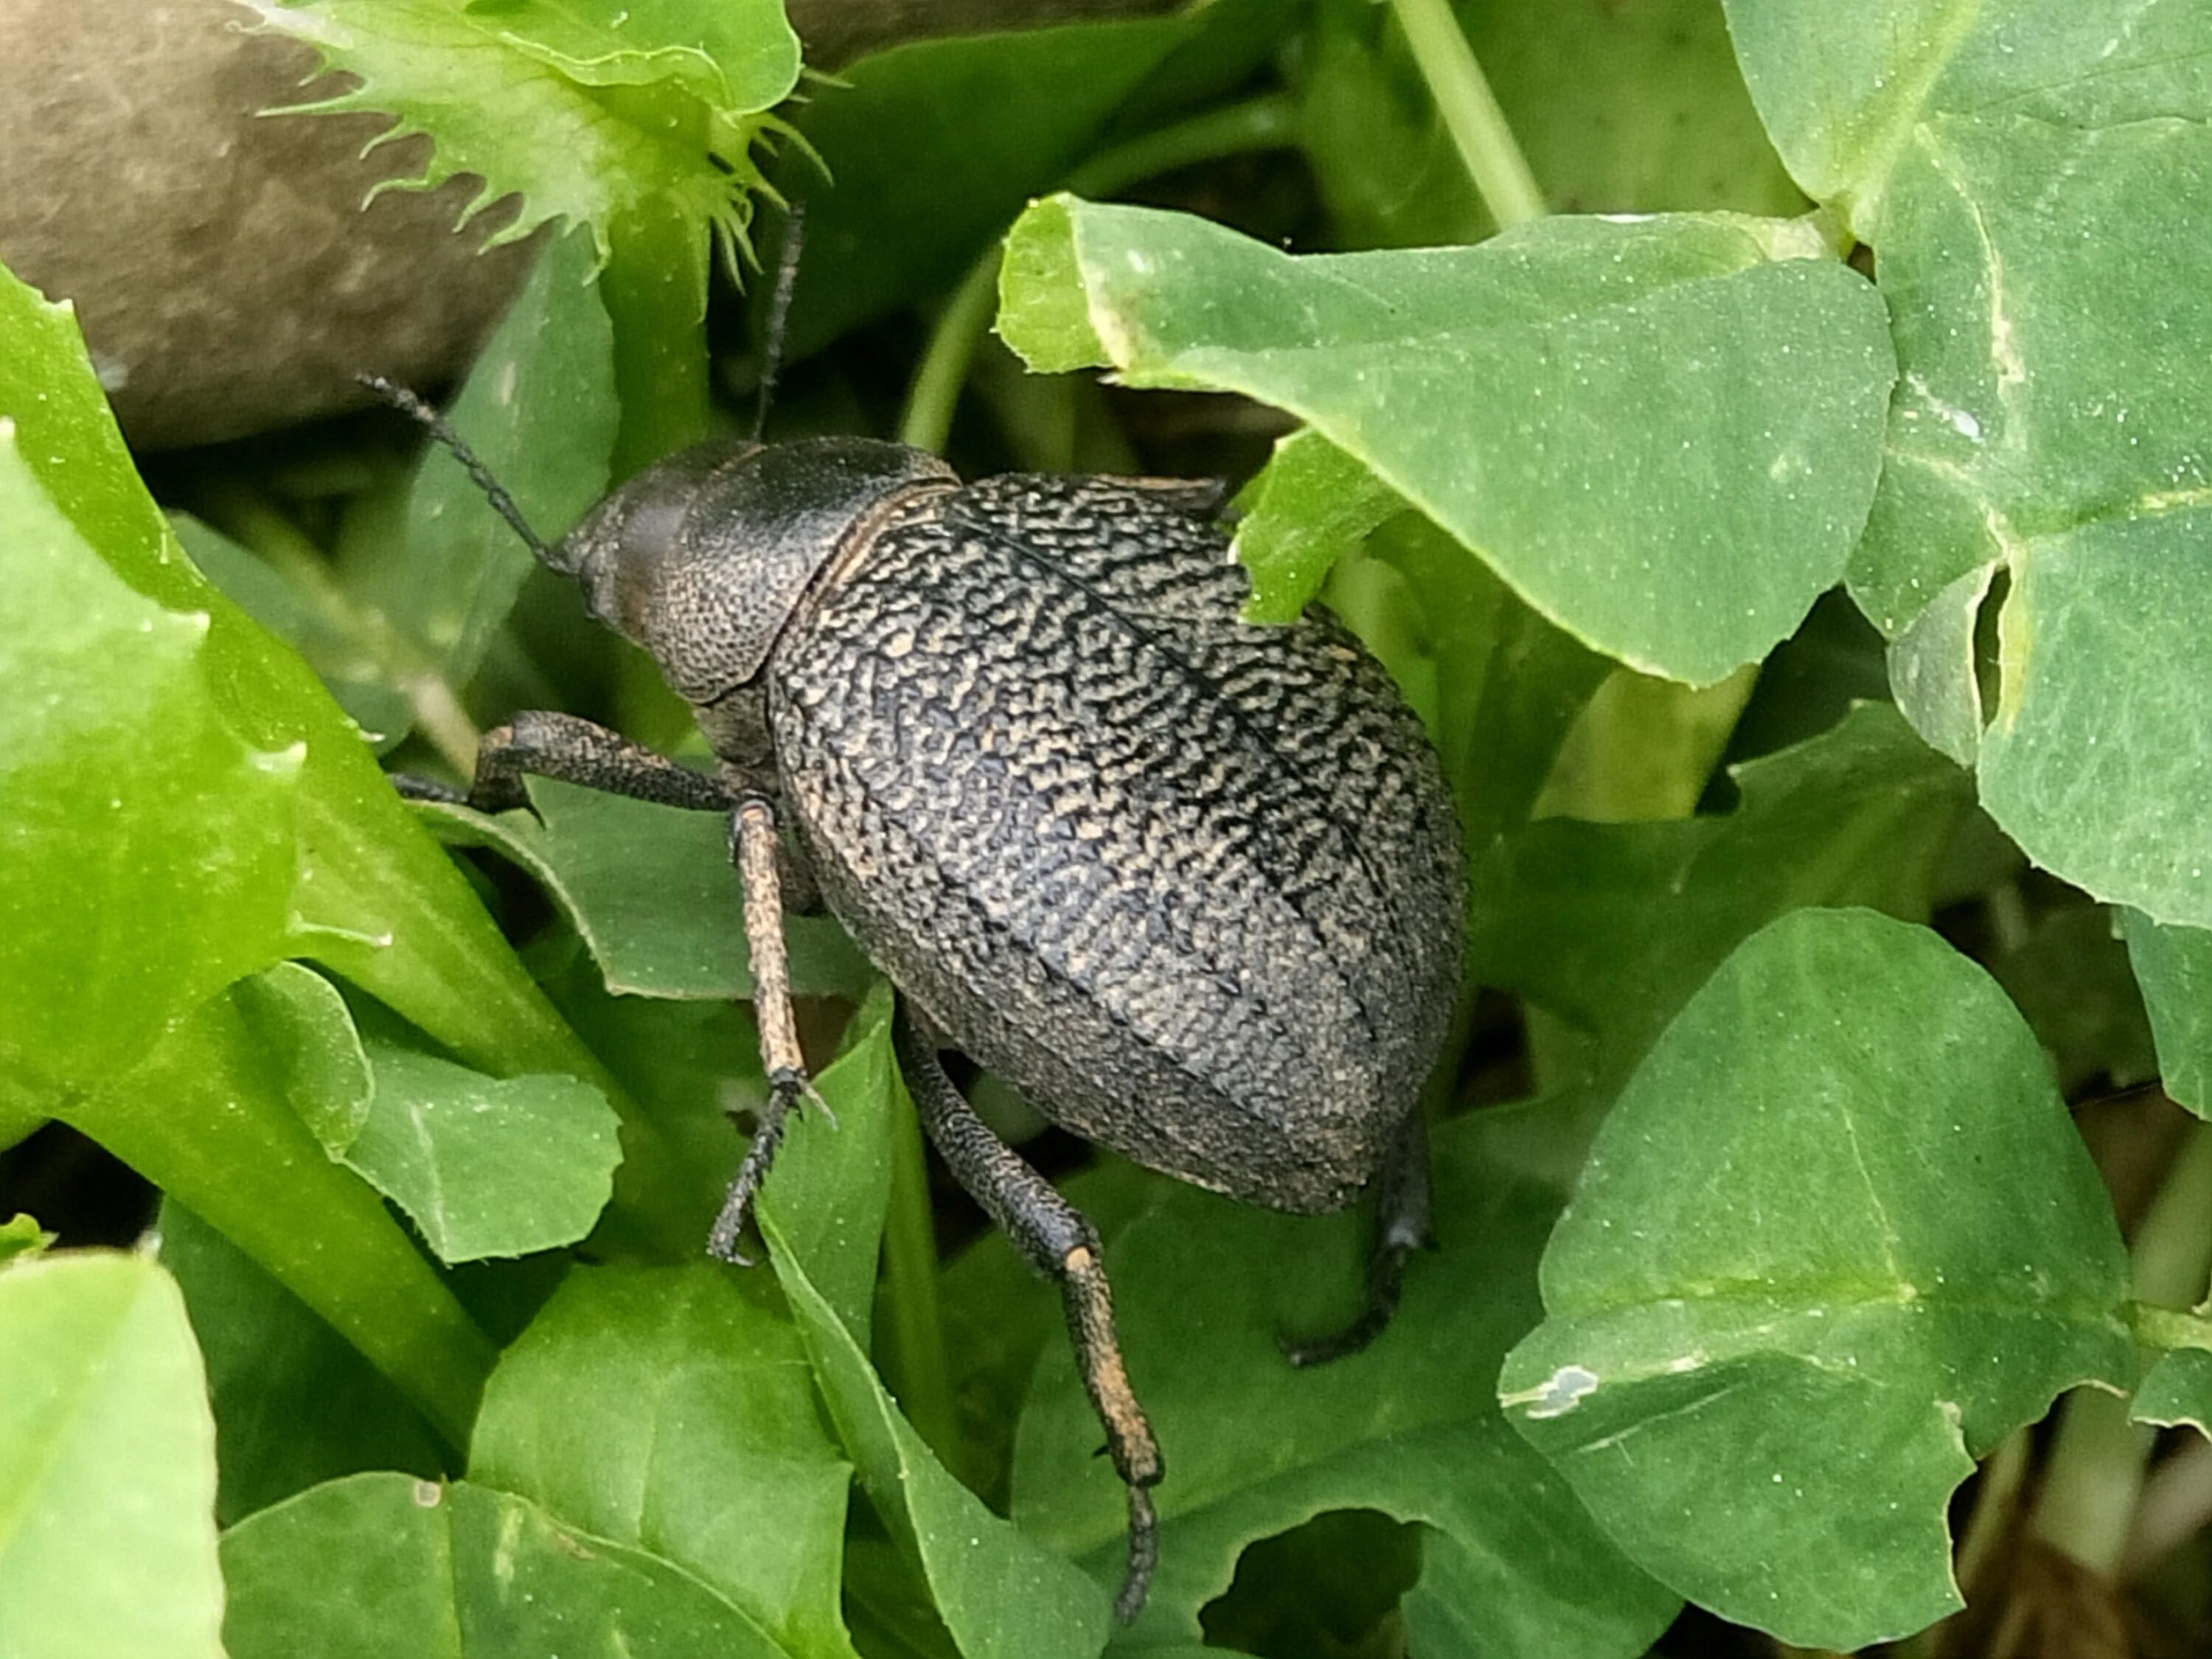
left=393, top=408, right=1465, bottom=1620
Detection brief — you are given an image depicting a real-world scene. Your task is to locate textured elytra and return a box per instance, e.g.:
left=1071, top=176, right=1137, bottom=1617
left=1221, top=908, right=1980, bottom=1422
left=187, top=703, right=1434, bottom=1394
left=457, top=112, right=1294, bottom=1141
left=765, top=472, right=1465, bottom=1212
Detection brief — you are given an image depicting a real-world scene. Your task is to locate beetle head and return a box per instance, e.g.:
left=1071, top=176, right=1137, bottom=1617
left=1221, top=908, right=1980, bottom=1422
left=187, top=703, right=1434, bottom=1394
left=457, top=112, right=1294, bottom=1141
left=550, top=436, right=956, bottom=706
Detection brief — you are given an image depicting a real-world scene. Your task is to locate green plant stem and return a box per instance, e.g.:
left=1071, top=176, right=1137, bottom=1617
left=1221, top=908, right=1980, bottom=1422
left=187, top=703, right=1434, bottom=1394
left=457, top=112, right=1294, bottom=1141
left=2125, top=1433, right=2212, bottom=1577
left=875, top=1082, right=961, bottom=1472
left=2132, top=1302, right=2212, bottom=1352
left=899, top=253, right=1003, bottom=456
left=1388, top=0, right=1546, bottom=229
left=1955, top=1426, right=2033, bottom=1599
left=2034, top=1119, right=2212, bottom=1573
left=1062, top=92, right=1298, bottom=201
left=1534, top=666, right=1759, bottom=824
left=897, top=93, right=1299, bottom=453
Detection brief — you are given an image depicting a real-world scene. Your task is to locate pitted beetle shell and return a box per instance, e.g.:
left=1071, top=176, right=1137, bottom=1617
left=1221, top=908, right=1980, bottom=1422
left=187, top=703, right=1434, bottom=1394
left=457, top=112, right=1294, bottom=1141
left=750, top=460, right=1466, bottom=1213
left=555, top=437, right=957, bottom=704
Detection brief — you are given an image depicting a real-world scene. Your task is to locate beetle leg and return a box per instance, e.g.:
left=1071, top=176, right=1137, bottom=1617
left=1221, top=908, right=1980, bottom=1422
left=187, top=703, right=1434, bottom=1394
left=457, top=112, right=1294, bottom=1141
left=891, top=1008, right=1164, bottom=1624
left=395, top=709, right=735, bottom=815
left=707, top=796, right=827, bottom=1266
left=1281, top=1108, right=1434, bottom=1368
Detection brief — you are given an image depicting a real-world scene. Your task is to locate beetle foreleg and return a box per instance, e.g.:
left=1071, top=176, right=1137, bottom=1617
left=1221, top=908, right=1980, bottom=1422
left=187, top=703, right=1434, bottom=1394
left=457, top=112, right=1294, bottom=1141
left=892, top=1008, right=1164, bottom=1624
left=1281, top=1107, right=1434, bottom=1368
left=397, top=710, right=735, bottom=815
left=708, top=797, right=827, bottom=1265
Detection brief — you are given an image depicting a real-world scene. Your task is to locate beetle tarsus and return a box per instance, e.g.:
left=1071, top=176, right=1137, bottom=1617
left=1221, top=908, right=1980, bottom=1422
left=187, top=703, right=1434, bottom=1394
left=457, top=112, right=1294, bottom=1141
left=1279, top=1108, right=1433, bottom=1367
left=391, top=773, right=468, bottom=806
left=1279, top=1243, right=1413, bottom=1368
left=706, top=1065, right=815, bottom=1265
left=1115, top=1485, right=1160, bottom=1625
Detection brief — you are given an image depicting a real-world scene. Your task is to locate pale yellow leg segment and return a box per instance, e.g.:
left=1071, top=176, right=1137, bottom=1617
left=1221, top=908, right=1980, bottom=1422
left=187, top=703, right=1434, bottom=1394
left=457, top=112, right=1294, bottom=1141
left=708, top=797, right=824, bottom=1264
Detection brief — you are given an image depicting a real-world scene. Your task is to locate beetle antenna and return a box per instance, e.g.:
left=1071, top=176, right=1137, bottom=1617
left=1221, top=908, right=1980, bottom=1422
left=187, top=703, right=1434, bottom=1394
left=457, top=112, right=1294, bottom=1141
left=355, top=373, right=557, bottom=566
left=751, top=200, right=806, bottom=443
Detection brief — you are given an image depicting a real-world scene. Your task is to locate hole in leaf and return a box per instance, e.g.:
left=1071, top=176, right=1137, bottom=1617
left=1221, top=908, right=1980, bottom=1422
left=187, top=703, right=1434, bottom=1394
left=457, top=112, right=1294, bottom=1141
left=1200, top=1507, right=1422, bottom=1659
left=1972, top=564, right=2014, bottom=730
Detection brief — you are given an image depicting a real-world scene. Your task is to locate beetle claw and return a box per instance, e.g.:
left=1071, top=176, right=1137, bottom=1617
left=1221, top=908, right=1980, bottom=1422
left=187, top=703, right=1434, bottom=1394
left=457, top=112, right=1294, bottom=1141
left=1113, top=1486, right=1159, bottom=1625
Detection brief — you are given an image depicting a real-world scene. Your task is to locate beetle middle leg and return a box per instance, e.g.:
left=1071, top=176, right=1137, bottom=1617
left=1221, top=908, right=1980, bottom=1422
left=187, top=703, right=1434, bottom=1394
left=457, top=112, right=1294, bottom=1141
left=1281, top=1107, right=1434, bottom=1368
left=707, top=795, right=827, bottom=1265
left=891, top=1007, right=1164, bottom=1624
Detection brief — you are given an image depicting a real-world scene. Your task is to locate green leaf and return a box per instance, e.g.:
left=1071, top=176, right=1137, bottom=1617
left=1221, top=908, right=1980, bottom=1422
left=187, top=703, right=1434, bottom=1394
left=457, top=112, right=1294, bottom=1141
left=378, top=228, right=619, bottom=685
left=0, top=1212, right=54, bottom=1264
left=225, top=914, right=620, bottom=1271
left=1532, top=664, right=1759, bottom=825
left=233, top=961, right=376, bottom=1152
left=1721, top=0, right=2211, bottom=235
left=160, top=1200, right=445, bottom=1526
left=170, top=512, right=416, bottom=753
left=1971, top=514, right=2212, bottom=925
left=69, top=986, right=495, bottom=1444
left=0, top=425, right=299, bottom=1091
left=1009, top=1121, right=1676, bottom=1652
left=0, top=253, right=644, bottom=1242
left=759, top=991, right=1110, bottom=1659
left=470, top=1265, right=860, bottom=1658
left=340, top=1037, right=623, bottom=1264
left=416, top=779, right=873, bottom=1000
left=1500, top=908, right=2133, bottom=1649
left=1231, top=428, right=1403, bottom=623
left=1986, top=905, right=2157, bottom=1101
left=998, top=196, right=1895, bottom=685
left=0, top=1084, right=44, bottom=1155
left=1470, top=702, right=1972, bottom=1096
left=1727, top=7, right=2212, bottom=925
left=243, top=0, right=800, bottom=271
left=2121, top=909, right=2212, bottom=1118
left=1329, top=513, right=1611, bottom=850
left=220, top=1472, right=795, bottom=1658
left=2133, top=1346, right=2212, bottom=1434
left=484, top=0, right=799, bottom=109
left=0, top=1253, right=224, bottom=1659
left=779, top=4, right=1285, bottom=358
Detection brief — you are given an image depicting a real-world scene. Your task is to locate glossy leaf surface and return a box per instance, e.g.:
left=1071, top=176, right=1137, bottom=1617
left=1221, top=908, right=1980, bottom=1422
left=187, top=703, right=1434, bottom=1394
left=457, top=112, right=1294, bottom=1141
left=0, top=1253, right=224, bottom=1659
left=1501, top=909, right=2132, bottom=1648
left=221, top=1473, right=794, bottom=1658
left=471, top=1265, right=860, bottom=1656
left=1000, top=196, right=1893, bottom=683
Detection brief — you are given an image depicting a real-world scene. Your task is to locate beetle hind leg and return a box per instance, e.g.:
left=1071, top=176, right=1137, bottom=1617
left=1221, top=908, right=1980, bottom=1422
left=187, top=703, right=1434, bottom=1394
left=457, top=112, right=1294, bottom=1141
left=1281, top=1108, right=1434, bottom=1368
left=892, top=1008, right=1164, bottom=1625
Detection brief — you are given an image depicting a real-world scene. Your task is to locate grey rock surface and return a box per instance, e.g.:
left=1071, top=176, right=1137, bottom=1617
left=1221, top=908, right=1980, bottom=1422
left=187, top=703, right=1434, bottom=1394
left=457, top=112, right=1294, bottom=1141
left=0, top=0, right=535, bottom=447
left=0, top=0, right=1174, bottom=449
